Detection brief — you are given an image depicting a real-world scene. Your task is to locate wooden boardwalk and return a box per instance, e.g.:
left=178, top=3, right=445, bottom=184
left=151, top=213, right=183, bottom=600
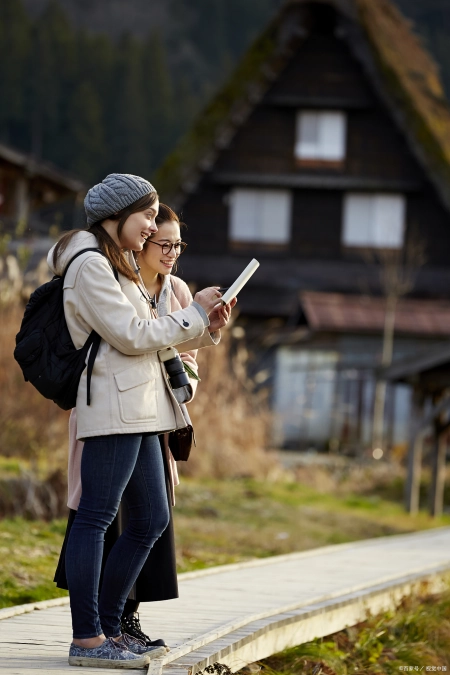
left=1, top=527, right=450, bottom=674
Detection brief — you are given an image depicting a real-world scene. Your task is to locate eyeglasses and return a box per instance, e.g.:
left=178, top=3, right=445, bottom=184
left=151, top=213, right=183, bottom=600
left=146, top=240, right=187, bottom=256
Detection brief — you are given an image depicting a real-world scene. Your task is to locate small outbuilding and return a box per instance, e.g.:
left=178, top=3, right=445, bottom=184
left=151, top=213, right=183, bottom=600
left=0, top=142, right=85, bottom=236
left=384, top=347, right=450, bottom=517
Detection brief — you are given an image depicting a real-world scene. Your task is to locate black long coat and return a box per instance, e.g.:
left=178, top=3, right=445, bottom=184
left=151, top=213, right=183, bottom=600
left=53, top=436, right=178, bottom=602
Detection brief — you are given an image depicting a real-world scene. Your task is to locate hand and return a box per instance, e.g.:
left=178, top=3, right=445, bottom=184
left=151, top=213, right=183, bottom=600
left=193, top=286, right=222, bottom=316
left=208, top=297, right=237, bottom=332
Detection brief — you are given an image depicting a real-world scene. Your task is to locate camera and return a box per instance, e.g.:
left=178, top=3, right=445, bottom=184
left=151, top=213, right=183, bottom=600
left=157, top=347, right=190, bottom=390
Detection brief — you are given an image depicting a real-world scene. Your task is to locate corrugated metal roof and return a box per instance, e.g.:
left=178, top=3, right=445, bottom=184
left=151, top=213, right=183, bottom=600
left=301, top=291, right=450, bottom=336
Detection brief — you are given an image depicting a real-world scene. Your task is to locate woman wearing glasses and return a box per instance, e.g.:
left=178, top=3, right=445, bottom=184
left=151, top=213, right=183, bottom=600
left=54, top=201, right=236, bottom=659
left=117, top=203, right=233, bottom=642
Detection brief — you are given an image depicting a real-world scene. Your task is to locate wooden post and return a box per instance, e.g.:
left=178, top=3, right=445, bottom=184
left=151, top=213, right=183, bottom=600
left=429, top=424, right=448, bottom=518
left=405, top=432, right=424, bottom=515
left=405, top=389, right=424, bottom=515
left=14, top=176, right=30, bottom=226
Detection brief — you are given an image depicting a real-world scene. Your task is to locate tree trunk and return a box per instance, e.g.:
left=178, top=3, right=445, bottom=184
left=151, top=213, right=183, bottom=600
left=372, top=294, right=397, bottom=452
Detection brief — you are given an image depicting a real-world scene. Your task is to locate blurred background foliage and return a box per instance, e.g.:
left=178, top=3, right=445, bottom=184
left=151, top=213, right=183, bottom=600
left=0, top=0, right=281, bottom=183
left=0, top=0, right=449, bottom=184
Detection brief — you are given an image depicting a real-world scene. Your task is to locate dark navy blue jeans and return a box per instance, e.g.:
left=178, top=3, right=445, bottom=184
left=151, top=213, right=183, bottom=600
left=65, top=433, right=169, bottom=639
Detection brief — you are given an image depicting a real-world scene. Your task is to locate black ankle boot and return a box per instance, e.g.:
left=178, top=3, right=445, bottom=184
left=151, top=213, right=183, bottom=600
left=121, top=612, right=167, bottom=648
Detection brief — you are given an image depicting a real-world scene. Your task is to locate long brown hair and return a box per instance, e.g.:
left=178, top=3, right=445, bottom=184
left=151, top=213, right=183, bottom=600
left=53, top=192, right=159, bottom=282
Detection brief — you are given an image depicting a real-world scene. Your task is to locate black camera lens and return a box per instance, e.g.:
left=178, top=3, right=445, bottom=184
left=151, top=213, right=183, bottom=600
left=164, top=355, right=190, bottom=389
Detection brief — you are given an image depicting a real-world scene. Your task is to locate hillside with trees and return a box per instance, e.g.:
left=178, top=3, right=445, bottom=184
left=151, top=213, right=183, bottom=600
left=1, top=0, right=449, bottom=184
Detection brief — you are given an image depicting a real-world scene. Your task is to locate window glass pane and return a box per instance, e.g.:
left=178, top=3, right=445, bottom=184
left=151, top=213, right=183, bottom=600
left=342, top=194, right=373, bottom=246
left=342, top=193, right=405, bottom=248
left=260, top=190, right=292, bottom=243
left=373, top=195, right=405, bottom=248
left=229, top=188, right=258, bottom=241
left=296, top=112, right=320, bottom=159
left=319, top=112, right=346, bottom=160
left=229, top=188, right=291, bottom=244
left=295, top=110, right=346, bottom=161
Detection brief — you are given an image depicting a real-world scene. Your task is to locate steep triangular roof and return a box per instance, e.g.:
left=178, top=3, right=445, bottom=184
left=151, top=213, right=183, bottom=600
left=153, top=0, right=450, bottom=212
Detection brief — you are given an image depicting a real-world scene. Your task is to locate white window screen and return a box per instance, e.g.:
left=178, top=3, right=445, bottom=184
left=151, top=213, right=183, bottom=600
left=229, top=188, right=292, bottom=244
left=343, top=193, right=406, bottom=248
left=295, top=111, right=346, bottom=161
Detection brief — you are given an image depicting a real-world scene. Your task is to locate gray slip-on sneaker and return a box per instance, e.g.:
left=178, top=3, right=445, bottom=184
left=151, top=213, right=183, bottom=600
left=117, top=633, right=167, bottom=658
left=68, top=637, right=150, bottom=669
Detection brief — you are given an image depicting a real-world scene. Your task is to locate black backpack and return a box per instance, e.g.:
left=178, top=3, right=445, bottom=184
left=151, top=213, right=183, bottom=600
left=14, top=247, right=115, bottom=411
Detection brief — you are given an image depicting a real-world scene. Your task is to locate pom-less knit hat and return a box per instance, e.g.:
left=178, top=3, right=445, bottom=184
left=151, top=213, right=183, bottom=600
left=84, top=173, right=156, bottom=226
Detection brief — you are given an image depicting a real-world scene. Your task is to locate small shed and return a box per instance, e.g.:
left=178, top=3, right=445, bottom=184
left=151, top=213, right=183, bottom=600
left=0, top=142, right=85, bottom=235
left=384, top=347, right=450, bottom=516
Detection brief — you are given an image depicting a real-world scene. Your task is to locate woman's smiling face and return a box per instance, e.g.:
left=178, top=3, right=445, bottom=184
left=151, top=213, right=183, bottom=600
left=119, top=200, right=159, bottom=251
left=140, top=220, right=182, bottom=275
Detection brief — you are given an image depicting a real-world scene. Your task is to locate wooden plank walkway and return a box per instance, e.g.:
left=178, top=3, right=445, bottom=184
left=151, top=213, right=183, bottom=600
left=1, top=527, right=450, bottom=674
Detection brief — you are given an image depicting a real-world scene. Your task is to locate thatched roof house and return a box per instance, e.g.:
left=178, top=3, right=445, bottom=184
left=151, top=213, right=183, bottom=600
left=155, top=0, right=450, bottom=213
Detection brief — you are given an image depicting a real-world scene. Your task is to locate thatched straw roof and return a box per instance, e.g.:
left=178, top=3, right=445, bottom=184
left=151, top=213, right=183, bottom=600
left=353, top=0, right=450, bottom=205
left=153, top=0, right=450, bottom=212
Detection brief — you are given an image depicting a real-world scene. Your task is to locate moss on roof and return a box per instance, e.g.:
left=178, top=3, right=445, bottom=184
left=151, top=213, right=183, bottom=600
left=153, top=21, right=280, bottom=203
left=355, top=0, right=450, bottom=202
left=154, top=0, right=450, bottom=210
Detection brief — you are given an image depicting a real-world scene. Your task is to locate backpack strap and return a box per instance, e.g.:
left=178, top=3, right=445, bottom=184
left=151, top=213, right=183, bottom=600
left=85, top=331, right=101, bottom=406
left=63, top=247, right=105, bottom=279
left=63, top=247, right=118, bottom=405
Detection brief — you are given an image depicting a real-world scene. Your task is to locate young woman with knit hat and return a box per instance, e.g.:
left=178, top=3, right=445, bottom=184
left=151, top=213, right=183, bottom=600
left=48, top=174, right=235, bottom=669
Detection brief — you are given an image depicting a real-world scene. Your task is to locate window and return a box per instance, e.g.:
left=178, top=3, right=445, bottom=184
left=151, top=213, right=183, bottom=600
left=295, top=111, right=346, bottom=162
left=229, top=188, right=292, bottom=244
left=273, top=348, right=339, bottom=446
left=342, top=193, right=406, bottom=249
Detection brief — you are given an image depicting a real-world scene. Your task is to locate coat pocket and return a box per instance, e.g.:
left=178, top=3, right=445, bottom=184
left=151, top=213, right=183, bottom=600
left=114, top=361, right=157, bottom=424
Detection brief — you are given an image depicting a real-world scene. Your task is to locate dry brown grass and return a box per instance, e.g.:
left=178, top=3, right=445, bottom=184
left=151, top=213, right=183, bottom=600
left=182, top=331, right=279, bottom=479
left=289, top=458, right=406, bottom=497
left=0, top=304, right=70, bottom=469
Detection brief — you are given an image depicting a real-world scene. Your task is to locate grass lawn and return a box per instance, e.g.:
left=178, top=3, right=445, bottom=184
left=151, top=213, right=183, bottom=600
left=1, top=477, right=449, bottom=608
left=256, top=583, right=450, bottom=674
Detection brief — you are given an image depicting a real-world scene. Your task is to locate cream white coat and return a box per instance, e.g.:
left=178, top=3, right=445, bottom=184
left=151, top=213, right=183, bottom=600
left=47, top=231, right=212, bottom=440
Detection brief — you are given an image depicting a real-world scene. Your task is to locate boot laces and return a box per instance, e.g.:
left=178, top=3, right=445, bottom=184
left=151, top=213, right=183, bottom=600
left=122, top=613, right=149, bottom=642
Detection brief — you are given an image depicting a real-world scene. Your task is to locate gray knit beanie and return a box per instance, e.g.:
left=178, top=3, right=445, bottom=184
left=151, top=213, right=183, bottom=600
left=84, top=173, right=156, bottom=226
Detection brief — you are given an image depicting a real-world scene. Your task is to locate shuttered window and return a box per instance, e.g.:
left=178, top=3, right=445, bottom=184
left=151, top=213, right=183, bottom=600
left=295, top=111, right=346, bottom=161
left=229, top=188, right=292, bottom=244
left=342, top=193, right=406, bottom=248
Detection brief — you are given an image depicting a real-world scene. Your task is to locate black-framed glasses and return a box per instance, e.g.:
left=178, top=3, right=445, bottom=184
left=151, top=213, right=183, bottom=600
left=146, top=240, right=187, bottom=256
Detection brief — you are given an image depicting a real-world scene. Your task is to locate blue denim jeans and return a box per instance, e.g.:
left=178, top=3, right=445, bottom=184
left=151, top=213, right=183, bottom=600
left=65, top=433, right=169, bottom=639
